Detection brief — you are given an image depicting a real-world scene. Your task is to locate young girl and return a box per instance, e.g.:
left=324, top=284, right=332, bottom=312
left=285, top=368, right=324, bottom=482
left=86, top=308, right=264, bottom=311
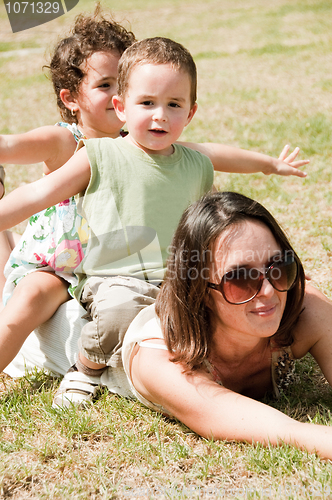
left=0, top=6, right=135, bottom=370
left=0, top=7, right=307, bottom=375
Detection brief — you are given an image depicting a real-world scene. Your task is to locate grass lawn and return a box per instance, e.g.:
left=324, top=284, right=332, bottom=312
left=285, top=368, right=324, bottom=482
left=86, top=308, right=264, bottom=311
left=1, top=0, right=332, bottom=497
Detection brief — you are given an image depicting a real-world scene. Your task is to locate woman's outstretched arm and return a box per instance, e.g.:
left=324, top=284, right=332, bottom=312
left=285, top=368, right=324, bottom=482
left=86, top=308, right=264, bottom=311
left=131, top=343, right=332, bottom=460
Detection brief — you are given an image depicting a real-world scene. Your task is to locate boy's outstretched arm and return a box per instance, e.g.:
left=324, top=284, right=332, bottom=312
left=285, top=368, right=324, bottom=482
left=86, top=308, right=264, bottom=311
left=0, top=147, right=91, bottom=232
left=180, top=142, right=308, bottom=177
left=0, top=126, right=78, bottom=174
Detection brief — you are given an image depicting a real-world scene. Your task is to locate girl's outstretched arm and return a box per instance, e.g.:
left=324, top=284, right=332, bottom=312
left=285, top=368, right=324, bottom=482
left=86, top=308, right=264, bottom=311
left=0, top=126, right=78, bottom=174
left=179, top=142, right=309, bottom=177
left=0, top=147, right=90, bottom=232
left=131, top=344, right=332, bottom=460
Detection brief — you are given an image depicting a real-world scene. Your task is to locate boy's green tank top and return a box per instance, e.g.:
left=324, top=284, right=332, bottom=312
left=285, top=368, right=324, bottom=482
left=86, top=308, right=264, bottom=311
left=74, top=137, right=214, bottom=299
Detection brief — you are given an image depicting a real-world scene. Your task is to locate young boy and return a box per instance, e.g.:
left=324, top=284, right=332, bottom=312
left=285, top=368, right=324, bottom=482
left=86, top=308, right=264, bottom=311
left=0, top=37, right=305, bottom=407
left=58, top=36, right=213, bottom=407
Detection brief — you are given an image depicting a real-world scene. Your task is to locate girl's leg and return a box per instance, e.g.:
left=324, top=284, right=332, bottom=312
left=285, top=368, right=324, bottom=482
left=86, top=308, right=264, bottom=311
left=0, top=271, right=70, bottom=373
left=0, top=230, right=21, bottom=311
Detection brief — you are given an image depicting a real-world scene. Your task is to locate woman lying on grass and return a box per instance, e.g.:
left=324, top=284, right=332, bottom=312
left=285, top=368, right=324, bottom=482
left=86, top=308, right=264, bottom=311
left=121, top=191, right=332, bottom=460
left=5, top=190, right=332, bottom=459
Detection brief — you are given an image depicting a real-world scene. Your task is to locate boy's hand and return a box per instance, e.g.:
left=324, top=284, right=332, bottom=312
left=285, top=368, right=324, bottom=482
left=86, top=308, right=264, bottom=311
left=265, top=145, right=309, bottom=177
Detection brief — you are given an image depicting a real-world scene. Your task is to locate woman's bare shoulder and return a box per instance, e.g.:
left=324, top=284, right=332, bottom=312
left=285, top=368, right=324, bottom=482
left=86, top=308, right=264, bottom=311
left=291, top=284, right=332, bottom=358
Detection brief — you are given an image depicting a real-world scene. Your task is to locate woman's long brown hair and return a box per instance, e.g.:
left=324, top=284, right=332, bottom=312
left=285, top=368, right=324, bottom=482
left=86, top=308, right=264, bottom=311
left=155, top=191, right=305, bottom=371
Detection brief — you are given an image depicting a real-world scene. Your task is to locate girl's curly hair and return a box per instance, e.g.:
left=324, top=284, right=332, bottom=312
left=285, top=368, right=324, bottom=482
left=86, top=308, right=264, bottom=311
left=47, top=3, right=136, bottom=123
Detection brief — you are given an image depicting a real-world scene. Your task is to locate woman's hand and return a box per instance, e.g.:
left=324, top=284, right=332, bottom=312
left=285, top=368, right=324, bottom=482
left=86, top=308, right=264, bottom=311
left=131, top=340, right=332, bottom=460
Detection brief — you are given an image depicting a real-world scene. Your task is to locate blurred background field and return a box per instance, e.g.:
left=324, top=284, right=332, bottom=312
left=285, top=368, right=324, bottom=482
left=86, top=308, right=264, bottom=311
left=1, top=0, right=332, bottom=498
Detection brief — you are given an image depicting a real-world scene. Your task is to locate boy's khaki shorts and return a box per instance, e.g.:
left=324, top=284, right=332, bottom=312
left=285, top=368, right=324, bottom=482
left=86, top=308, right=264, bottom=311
left=79, top=276, right=159, bottom=367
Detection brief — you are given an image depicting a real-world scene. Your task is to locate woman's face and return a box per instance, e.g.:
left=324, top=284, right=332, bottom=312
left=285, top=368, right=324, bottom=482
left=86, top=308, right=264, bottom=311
left=206, top=219, right=288, bottom=342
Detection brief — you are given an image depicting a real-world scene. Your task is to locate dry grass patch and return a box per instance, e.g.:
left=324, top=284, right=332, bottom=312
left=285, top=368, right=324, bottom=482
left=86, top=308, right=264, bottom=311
left=0, top=369, right=332, bottom=498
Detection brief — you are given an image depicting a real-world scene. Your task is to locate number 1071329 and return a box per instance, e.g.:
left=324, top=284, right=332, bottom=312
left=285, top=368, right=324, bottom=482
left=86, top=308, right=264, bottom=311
left=5, top=1, right=61, bottom=14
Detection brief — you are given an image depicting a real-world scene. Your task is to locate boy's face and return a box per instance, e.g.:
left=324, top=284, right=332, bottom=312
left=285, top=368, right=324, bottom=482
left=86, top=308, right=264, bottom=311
left=113, top=63, right=197, bottom=156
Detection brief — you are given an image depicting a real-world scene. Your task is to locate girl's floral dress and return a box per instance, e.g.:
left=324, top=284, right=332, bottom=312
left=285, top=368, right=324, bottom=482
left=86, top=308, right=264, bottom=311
left=3, top=123, right=89, bottom=304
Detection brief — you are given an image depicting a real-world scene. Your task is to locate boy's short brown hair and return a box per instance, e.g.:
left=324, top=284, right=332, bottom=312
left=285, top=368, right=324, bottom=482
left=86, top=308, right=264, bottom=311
left=117, top=37, right=197, bottom=107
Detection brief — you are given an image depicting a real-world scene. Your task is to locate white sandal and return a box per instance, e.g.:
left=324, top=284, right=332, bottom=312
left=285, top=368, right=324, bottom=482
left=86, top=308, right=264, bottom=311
left=52, top=365, right=101, bottom=409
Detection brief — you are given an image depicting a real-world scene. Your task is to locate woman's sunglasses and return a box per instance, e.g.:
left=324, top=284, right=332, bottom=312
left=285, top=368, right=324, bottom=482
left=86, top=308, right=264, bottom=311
left=207, top=255, right=298, bottom=305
